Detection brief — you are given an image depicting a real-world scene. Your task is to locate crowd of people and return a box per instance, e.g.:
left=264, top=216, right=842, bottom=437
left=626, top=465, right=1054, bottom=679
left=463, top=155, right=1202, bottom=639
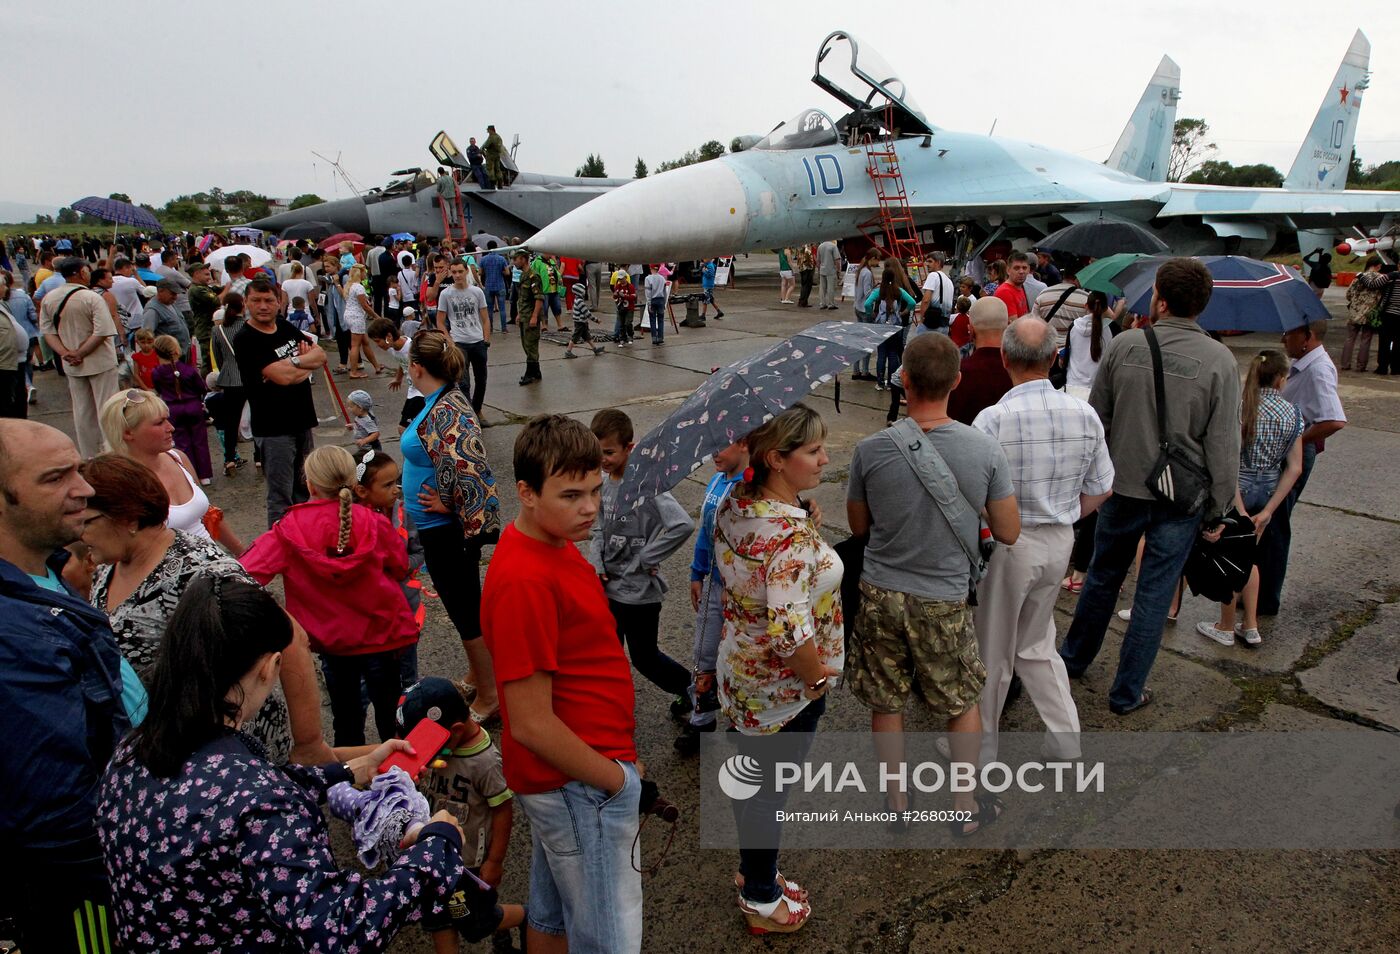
left=0, top=222, right=1355, bottom=952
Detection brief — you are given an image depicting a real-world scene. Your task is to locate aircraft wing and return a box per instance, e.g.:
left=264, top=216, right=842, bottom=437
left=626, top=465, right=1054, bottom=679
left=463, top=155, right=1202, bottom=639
left=1157, top=184, right=1400, bottom=226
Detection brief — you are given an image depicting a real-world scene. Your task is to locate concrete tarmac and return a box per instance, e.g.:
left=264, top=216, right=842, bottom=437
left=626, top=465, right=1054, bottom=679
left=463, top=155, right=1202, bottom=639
left=25, top=257, right=1398, bottom=952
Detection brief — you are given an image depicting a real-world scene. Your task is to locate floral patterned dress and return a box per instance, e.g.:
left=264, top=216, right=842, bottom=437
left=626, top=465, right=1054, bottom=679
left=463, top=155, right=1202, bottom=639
left=97, top=731, right=465, bottom=952
left=714, top=495, right=844, bottom=734
left=91, top=530, right=292, bottom=763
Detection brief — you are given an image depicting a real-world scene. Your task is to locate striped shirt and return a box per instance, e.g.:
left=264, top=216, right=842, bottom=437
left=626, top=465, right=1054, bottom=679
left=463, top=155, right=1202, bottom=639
left=1241, top=388, right=1304, bottom=472
left=972, top=379, right=1115, bottom=525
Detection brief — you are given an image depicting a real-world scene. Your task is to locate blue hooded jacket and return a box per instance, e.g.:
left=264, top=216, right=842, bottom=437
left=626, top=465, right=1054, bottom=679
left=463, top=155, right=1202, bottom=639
left=0, top=551, right=131, bottom=853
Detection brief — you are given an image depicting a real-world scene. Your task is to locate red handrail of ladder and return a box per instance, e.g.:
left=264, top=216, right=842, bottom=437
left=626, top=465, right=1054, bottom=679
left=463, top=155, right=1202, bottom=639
left=858, top=101, right=927, bottom=276
left=438, top=178, right=469, bottom=242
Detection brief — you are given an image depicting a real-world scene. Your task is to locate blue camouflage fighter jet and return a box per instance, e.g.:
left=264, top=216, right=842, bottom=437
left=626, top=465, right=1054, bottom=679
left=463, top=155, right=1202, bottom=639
left=529, top=29, right=1388, bottom=265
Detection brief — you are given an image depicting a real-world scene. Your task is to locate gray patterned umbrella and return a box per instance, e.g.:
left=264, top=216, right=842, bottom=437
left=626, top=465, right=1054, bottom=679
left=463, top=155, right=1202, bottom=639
left=616, top=320, right=899, bottom=511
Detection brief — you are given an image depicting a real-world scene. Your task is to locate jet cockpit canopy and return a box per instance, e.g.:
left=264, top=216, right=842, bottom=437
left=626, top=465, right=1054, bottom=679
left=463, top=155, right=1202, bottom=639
left=813, top=30, right=934, bottom=137
left=753, top=109, right=840, bottom=151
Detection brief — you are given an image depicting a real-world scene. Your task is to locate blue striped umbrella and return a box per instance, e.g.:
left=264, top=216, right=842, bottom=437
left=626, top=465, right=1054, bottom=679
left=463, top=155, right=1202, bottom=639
left=70, top=196, right=161, bottom=230
left=1120, top=256, right=1329, bottom=333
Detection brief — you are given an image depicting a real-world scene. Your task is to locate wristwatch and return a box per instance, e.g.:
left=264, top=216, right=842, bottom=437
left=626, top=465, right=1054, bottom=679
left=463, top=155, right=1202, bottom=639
left=290, top=354, right=303, bottom=368
left=807, top=676, right=828, bottom=695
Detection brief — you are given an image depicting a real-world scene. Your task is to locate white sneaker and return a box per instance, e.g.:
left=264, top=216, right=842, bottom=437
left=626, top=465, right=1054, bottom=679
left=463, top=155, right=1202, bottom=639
left=1239, top=628, right=1262, bottom=647
left=1196, top=621, right=1235, bottom=646
left=1117, top=608, right=1132, bottom=622
left=27, top=387, right=37, bottom=404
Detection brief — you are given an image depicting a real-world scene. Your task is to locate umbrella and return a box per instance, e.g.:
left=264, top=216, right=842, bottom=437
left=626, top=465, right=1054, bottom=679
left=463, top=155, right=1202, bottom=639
left=1075, top=252, right=1158, bottom=297
left=318, top=232, right=364, bottom=251
left=1184, top=511, right=1257, bottom=603
left=197, top=234, right=218, bottom=253
left=389, top=231, right=416, bottom=242
left=279, top=220, right=340, bottom=241
left=1120, top=256, right=1329, bottom=333
left=205, top=244, right=272, bottom=272
left=70, top=195, right=161, bottom=230
left=1037, top=218, right=1169, bottom=258
left=615, top=321, right=900, bottom=511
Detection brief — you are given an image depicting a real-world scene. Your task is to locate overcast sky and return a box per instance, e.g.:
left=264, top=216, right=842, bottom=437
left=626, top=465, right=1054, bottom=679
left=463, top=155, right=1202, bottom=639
left=10, top=1, right=1400, bottom=209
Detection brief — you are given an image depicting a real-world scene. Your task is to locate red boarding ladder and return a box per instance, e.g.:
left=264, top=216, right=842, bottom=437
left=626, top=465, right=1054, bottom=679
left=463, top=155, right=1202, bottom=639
left=858, top=100, right=927, bottom=279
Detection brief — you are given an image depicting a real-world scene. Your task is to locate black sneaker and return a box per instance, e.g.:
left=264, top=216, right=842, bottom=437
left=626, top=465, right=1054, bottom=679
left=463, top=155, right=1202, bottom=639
left=674, top=720, right=716, bottom=756
left=668, top=695, right=690, bottom=723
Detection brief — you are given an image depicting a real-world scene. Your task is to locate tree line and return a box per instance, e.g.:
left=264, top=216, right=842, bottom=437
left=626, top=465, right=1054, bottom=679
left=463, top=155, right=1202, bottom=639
left=1168, top=118, right=1400, bottom=189
left=575, top=140, right=729, bottom=180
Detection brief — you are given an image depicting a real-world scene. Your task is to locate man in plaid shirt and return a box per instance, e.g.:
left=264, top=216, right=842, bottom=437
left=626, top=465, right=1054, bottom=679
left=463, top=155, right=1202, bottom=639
left=971, top=317, right=1114, bottom=762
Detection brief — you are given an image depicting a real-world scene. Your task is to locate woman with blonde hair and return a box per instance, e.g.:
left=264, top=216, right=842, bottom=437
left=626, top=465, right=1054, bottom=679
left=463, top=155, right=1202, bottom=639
left=715, top=403, right=842, bottom=935
left=240, top=445, right=419, bottom=745
left=341, top=263, right=384, bottom=378
left=99, top=388, right=242, bottom=554
left=1196, top=350, right=1304, bottom=648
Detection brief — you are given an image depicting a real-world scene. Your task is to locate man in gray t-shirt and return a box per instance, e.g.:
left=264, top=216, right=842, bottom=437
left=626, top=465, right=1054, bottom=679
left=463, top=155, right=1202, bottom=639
left=435, top=261, right=490, bottom=413
left=845, top=333, right=1020, bottom=833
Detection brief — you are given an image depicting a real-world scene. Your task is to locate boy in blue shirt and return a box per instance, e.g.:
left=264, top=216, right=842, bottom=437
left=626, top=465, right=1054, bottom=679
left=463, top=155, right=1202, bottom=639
left=699, top=257, right=724, bottom=320
left=674, top=437, right=748, bottom=755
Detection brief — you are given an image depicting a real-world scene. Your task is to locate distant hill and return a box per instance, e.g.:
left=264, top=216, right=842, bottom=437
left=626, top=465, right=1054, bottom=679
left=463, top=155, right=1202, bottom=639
left=0, top=200, right=62, bottom=224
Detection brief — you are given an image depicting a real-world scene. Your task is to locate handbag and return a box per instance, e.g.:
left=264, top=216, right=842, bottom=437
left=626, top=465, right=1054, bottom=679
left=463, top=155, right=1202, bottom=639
left=1144, top=325, right=1212, bottom=516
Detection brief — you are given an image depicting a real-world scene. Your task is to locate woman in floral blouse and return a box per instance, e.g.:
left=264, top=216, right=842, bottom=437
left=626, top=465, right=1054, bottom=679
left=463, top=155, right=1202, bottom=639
left=714, top=403, right=842, bottom=937
left=98, top=574, right=467, bottom=953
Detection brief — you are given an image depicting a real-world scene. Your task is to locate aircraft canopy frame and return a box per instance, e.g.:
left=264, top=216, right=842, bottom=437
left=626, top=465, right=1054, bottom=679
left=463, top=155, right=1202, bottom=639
left=812, top=31, right=934, bottom=137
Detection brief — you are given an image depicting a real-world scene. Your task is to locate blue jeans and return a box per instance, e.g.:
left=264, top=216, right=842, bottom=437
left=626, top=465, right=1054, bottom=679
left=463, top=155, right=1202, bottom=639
left=545, top=291, right=563, bottom=319
left=648, top=296, right=666, bottom=342
left=517, top=760, right=643, bottom=953
left=1059, top=495, right=1202, bottom=711
left=732, top=696, right=826, bottom=904
left=689, top=575, right=724, bottom=727
left=1256, top=442, right=1317, bottom=615
left=853, top=310, right=873, bottom=374
left=613, top=306, right=634, bottom=343
left=875, top=324, right=903, bottom=384
left=485, top=288, right=509, bottom=332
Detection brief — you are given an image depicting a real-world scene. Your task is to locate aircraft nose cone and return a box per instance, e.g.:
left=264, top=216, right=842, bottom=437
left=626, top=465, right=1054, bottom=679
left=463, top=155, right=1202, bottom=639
left=528, top=160, right=748, bottom=260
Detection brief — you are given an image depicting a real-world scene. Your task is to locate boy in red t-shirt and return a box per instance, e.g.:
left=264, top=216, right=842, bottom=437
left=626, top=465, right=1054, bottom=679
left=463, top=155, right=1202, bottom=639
left=480, top=414, right=642, bottom=954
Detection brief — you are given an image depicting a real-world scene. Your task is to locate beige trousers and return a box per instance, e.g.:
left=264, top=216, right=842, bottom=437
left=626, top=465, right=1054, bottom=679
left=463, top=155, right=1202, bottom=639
left=973, top=521, right=1081, bottom=763
left=67, top=366, right=120, bottom=458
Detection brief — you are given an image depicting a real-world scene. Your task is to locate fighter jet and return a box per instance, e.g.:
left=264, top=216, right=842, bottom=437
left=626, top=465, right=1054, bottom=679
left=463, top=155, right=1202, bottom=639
left=528, top=29, right=1388, bottom=264
left=251, top=131, right=631, bottom=243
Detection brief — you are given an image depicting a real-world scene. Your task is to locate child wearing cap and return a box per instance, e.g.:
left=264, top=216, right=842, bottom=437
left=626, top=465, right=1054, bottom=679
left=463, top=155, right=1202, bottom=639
left=563, top=281, right=605, bottom=359
left=347, top=389, right=383, bottom=452
left=611, top=270, right=636, bottom=348
left=397, top=677, right=524, bottom=953
left=399, top=306, right=422, bottom=340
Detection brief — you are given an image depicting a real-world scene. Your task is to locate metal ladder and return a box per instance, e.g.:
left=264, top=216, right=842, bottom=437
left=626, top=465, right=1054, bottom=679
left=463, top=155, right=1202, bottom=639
left=438, top=178, right=470, bottom=242
left=859, top=100, right=927, bottom=277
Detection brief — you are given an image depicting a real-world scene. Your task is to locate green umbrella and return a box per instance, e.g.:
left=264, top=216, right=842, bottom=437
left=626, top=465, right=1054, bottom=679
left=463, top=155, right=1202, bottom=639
left=1075, top=252, right=1157, bottom=297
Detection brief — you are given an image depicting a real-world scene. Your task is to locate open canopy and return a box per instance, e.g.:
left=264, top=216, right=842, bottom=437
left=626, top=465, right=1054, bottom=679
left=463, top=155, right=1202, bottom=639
left=813, top=31, right=933, bottom=137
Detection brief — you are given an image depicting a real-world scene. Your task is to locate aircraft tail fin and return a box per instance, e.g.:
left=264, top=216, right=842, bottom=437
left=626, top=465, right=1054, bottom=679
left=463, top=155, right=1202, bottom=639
left=1284, top=30, right=1370, bottom=192
left=1106, top=55, right=1180, bottom=181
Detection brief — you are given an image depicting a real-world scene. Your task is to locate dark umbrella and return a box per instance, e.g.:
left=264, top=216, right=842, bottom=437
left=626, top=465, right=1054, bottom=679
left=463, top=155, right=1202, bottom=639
left=1184, top=512, right=1257, bottom=603
left=70, top=195, right=162, bottom=230
left=317, top=232, right=365, bottom=251
left=279, top=220, right=339, bottom=241
left=1037, top=218, right=1169, bottom=258
left=615, top=321, right=900, bottom=512
left=1120, top=256, right=1329, bottom=333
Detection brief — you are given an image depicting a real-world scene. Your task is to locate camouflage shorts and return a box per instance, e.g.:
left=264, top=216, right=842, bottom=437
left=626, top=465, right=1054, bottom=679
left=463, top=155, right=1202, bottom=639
left=845, top=581, right=986, bottom=717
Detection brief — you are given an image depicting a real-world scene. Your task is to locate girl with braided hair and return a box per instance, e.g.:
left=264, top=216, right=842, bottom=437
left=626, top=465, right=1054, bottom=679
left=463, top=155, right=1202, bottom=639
left=241, top=444, right=419, bottom=745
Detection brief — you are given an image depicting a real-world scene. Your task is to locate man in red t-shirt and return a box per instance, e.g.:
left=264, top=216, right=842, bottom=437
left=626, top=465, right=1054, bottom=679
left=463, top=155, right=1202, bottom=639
left=993, top=250, right=1032, bottom=318
left=480, top=414, right=642, bottom=954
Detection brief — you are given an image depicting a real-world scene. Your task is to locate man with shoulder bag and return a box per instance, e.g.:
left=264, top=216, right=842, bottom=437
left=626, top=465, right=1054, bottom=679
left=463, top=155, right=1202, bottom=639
left=1059, top=259, right=1240, bottom=714
left=846, top=334, right=1020, bottom=834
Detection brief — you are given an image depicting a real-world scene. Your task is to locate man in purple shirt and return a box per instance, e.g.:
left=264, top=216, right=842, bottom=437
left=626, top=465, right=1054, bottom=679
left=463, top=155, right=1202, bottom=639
left=947, top=296, right=1013, bottom=425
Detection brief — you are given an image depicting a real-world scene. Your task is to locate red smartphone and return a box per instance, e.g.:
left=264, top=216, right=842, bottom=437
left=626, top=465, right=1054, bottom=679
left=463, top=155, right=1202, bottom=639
left=379, top=719, right=451, bottom=781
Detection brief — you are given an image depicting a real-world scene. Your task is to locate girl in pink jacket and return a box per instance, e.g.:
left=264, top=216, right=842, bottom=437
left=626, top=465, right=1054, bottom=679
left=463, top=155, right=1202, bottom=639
left=241, top=445, right=418, bottom=746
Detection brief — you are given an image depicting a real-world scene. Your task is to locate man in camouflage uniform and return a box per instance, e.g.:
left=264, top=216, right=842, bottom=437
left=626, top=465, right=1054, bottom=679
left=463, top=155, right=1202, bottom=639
left=844, top=333, right=1021, bottom=835
left=483, top=125, right=506, bottom=190
left=514, top=249, right=543, bottom=385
